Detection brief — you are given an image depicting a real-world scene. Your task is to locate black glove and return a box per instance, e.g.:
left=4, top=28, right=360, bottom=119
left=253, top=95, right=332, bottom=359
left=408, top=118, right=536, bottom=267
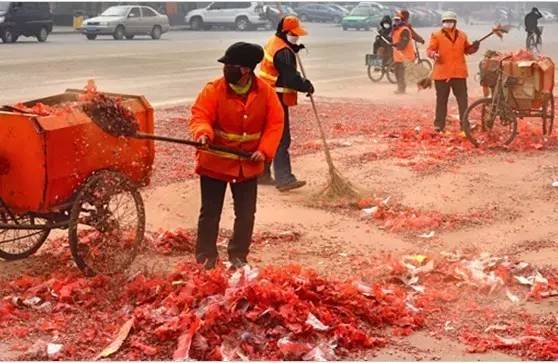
left=472, top=40, right=480, bottom=49
left=303, top=80, right=314, bottom=95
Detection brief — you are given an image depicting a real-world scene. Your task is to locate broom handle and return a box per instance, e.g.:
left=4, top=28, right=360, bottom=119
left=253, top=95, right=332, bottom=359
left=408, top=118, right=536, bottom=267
left=133, top=132, right=252, bottom=158
left=294, top=53, right=336, bottom=172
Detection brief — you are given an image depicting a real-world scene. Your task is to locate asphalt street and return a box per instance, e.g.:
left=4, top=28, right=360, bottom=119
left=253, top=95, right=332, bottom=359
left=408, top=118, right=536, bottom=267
left=0, top=22, right=557, bottom=106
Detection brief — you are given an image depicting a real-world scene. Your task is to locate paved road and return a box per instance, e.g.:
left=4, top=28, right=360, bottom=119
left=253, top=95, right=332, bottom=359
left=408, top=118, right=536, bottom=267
left=0, top=22, right=557, bottom=106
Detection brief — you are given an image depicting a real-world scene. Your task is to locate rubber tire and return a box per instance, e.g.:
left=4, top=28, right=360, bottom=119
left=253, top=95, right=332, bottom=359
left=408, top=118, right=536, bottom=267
left=333, top=16, right=342, bottom=23
left=367, top=65, right=385, bottom=82
left=542, top=93, right=555, bottom=136
left=151, top=25, right=162, bottom=40
left=86, top=34, right=97, bottom=40
left=125, top=34, right=135, bottom=40
left=462, top=97, right=518, bottom=147
left=1, top=27, right=16, bottom=43
left=235, top=16, right=250, bottom=31
left=0, top=218, right=50, bottom=261
left=386, top=64, right=397, bottom=84
left=113, top=25, right=125, bottom=40
left=68, top=171, right=145, bottom=276
left=342, top=26, right=347, bottom=31
left=364, top=26, right=370, bottom=31
left=37, top=26, right=48, bottom=42
left=190, top=17, right=204, bottom=31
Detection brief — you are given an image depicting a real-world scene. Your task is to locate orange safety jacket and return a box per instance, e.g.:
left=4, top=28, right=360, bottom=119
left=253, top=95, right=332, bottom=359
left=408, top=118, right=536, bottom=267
left=259, top=35, right=298, bottom=106
left=392, top=25, right=416, bottom=63
left=189, top=76, right=284, bottom=182
left=427, top=28, right=475, bottom=80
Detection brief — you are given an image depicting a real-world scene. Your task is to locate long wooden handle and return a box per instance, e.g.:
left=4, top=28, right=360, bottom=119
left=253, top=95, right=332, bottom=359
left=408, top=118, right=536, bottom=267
left=134, top=132, right=253, bottom=158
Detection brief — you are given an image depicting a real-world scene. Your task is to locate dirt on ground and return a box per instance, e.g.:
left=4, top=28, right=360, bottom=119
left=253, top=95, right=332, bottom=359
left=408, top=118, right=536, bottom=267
left=1, top=88, right=558, bottom=361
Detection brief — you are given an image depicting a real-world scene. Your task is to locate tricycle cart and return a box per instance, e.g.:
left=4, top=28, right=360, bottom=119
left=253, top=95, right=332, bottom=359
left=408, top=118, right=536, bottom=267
left=463, top=53, right=555, bottom=147
left=0, top=89, right=155, bottom=276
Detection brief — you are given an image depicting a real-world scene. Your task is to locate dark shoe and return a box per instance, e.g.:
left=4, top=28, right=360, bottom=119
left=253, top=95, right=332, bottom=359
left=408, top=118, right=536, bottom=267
left=258, top=174, right=276, bottom=186
left=198, top=256, right=217, bottom=270
left=276, top=180, right=307, bottom=192
left=229, top=256, right=247, bottom=270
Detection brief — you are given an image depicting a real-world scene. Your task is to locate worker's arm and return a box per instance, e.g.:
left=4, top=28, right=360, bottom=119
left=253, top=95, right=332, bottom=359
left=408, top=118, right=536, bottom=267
left=426, top=32, right=439, bottom=59
left=257, top=87, right=285, bottom=162
left=189, top=83, right=217, bottom=142
left=394, top=29, right=411, bottom=50
left=535, top=10, right=543, bottom=19
left=274, top=48, right=313, bottom=93
left=410, top=26, right=425, bottom=44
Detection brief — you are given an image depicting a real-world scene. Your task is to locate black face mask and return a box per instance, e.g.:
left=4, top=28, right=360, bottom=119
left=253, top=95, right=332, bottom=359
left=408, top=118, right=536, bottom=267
left=224, top=65, right=243, bottom=84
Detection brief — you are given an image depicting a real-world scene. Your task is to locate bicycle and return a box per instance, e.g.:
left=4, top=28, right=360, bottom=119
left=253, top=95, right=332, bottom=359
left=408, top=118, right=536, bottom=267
left=366, top=38, right=432, bottom=84
left=526, top=26, right=543, bottom=52
left=463, top=56, right=554, bottom=147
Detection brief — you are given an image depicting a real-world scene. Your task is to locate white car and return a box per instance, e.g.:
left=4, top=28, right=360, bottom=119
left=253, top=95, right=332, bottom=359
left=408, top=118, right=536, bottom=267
left=540, top=9, right=557, bottom=23
left=185, top=2, right=268, bottom=31
left=81, top=5, right=170, bottom=40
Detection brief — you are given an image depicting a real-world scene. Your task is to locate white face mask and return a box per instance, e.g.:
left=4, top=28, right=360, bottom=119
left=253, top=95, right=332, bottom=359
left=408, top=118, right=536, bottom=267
left=442, top=22, right=455, bottom=29
left=287, top=34, right=299, bottom=44
left=382, top=23, right=390, bottom=29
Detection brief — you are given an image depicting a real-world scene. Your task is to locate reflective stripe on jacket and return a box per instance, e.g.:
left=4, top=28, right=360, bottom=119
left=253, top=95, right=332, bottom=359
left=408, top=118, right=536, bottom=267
left=189, top=76, right=284, bottom=182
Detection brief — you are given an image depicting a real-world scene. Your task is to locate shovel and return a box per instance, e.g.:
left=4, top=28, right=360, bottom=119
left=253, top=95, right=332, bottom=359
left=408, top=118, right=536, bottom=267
left=82, top=99, right=253, bottom=159
left=417, top=24, right=512, bottom=89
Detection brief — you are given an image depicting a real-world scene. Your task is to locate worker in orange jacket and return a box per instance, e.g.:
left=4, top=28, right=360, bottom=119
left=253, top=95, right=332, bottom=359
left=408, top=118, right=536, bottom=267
left=392, top=12, right=416, bottom=94
left=427, top=11, right=480, bottom=132
left=258, top=15, right=314, bottom=192
left=189, top=42, right=284, bottom=270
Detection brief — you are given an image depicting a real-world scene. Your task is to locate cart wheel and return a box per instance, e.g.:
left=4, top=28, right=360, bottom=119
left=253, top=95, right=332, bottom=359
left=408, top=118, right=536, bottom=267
left=0, top=215, right=50, bottom=260
left=68, top=171, right=145, bottom=276
left=367, top=64, right=385, bottom=82
left=542, top=93, right=555, bottom=136
left=463, top=97, right=518, bottom=147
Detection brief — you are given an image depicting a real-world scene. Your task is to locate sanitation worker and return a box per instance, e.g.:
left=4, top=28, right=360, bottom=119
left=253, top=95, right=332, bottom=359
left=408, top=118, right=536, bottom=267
left=392, top=12, right=416, bottom=94
left=189, top=42, right=284, bottom=270
left=400, top=9, right=425, bottom=45
left=426, top=11, right=479, bottom=133
left=258, top=15, right=314, bottom=192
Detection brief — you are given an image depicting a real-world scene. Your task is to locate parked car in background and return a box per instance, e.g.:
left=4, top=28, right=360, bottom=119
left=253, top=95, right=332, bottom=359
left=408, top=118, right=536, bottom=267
left=0, top=2, right=53, bottom=43
left=341, top=5, right=383, bottom=31
left=80, top=5, right=169, bottom=40
left=327, top=4, right=350, bottom=17
left=261, top=4, right=297, bottom=29
left=295, top=3, right=345, bottom=23
left=185, top=2, right=267, bottom=31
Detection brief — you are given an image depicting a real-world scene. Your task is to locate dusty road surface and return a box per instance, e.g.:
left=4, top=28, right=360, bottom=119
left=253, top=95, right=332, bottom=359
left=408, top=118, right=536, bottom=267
left=1, top=21, right=558, bottom=361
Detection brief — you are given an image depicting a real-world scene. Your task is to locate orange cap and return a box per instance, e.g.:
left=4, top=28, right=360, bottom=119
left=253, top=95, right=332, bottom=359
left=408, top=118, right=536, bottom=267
left=281, top=15, right=308, bottom=36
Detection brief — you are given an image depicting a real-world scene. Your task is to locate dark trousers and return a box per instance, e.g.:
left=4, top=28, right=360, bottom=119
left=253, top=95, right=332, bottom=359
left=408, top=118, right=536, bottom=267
left=196, top=175, right=257, bottom=262
left=434, top=78, right=468, bottom=131
left=273, top=103, right=296, bottom=186
left=394, top=62, right=406, bottom=92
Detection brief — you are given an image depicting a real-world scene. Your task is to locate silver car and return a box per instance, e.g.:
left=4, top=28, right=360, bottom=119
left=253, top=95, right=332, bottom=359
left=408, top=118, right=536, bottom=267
left=80, top=5, right=170, bottom=40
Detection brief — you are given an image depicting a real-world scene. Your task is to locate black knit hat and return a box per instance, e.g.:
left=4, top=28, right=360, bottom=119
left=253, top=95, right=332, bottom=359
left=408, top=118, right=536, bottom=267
left=217, top=42, right=264, bottom=69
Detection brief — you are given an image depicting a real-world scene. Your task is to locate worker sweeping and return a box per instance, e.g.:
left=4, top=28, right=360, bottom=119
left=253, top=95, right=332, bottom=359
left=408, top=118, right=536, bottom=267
left=258, top=15, right=314, bottom=192
left=392, top=12, right=416, bottom=94
left=189, top=42, right=284, bottom=270
left=427, top=11, right=479, bottom=133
